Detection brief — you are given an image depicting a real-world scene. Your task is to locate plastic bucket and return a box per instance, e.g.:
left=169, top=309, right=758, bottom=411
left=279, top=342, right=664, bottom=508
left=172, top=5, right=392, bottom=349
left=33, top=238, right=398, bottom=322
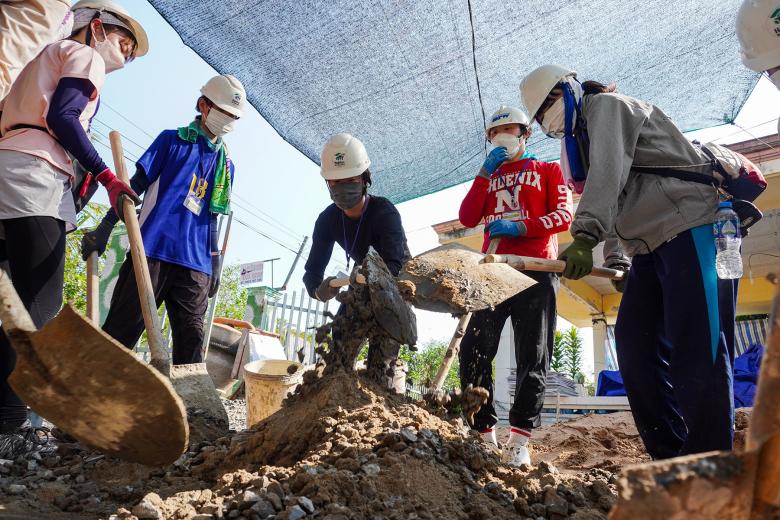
left=244, top=359, right=303, bottom=427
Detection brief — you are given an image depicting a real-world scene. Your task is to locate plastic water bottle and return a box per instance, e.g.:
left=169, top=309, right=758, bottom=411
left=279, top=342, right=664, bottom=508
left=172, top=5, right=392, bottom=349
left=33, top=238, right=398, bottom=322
left=713, top=201, right=743, bottom=279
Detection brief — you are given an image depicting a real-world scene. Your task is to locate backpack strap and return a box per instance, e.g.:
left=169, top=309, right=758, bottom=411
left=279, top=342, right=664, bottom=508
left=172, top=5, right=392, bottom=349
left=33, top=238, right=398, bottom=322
left=632, top=164, right=720, bottom=188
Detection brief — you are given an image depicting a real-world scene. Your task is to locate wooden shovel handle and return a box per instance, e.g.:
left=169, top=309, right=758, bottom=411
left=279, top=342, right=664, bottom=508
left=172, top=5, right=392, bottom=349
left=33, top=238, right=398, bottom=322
left=0, top=270, right=35, bottom=333
left=86, top=252, right=99, bottom=322
left=431, top=313, right=472, bottom=393
left=109, top=131, right=170, bottom=376
left=483, top=253, right=625, bottom=280
left=329, top=273, right=367, bottom=288
left=430, top=238, right=500, bottom=393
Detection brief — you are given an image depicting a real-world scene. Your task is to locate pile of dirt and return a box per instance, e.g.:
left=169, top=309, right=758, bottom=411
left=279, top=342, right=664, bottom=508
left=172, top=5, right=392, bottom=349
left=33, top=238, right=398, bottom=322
left=529, top=413, right=649, bottom=472
left=0, top=370, right=622, bottom=519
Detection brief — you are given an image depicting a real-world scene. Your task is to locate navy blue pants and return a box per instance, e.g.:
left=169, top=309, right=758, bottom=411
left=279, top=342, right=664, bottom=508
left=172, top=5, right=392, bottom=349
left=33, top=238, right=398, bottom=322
left=615, top=226, right=737, bottom=459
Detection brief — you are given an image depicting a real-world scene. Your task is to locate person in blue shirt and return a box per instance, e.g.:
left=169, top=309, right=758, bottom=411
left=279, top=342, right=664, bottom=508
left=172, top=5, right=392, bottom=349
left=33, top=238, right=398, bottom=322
left=81, top=74, right=245, bottom=364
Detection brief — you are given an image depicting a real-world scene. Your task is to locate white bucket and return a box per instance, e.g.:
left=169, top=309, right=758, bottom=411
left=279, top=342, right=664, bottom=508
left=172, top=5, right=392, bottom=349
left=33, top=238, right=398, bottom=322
left=244, top=359, right=303, bottom=427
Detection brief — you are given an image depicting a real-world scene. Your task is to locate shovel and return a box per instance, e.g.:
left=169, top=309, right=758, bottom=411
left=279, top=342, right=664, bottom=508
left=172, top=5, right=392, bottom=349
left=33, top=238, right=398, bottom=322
left=86, top=252, right=99, bottom=322
left=609, top=275, right=780, bottom=519
left=398, top=242, right=537, bottom=315
left=482, top=253, right=625, bottom=280
left=109, top=131, right=229, bottom=431
left=328, top=248, right=417, bottom=346
left=427, top=239, right=506, bottom=396
left=0, top=270, right=188, bottom=465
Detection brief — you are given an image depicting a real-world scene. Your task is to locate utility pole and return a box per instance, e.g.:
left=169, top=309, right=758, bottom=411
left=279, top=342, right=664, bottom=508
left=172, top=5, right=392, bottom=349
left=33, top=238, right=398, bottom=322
left=280, top=236, right=309, bottom=290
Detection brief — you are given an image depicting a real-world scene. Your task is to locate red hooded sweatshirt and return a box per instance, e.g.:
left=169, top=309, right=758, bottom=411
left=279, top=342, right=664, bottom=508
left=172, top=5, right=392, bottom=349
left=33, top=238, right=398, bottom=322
left=459, top=157, right=573, bottom=259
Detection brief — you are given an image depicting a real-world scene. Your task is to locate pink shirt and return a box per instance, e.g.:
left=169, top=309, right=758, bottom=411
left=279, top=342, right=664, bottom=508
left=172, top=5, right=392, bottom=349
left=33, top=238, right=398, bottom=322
left=0, top=40, right=105, bottom=178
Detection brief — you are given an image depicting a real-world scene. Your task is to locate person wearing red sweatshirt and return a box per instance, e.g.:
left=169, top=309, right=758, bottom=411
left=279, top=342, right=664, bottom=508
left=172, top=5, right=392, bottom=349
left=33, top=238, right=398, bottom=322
left=458, top=105, right=572, bottom=467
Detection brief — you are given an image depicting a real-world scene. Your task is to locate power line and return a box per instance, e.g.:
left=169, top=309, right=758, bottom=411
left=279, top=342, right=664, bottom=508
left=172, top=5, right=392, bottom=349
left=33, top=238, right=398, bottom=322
left=231, top=198, right=304, bottom=242
left=233, top=216, right=301, bottom=254
left=232, top=192, right=306, bottom=239
left=100, top=101, right=157, bottom=140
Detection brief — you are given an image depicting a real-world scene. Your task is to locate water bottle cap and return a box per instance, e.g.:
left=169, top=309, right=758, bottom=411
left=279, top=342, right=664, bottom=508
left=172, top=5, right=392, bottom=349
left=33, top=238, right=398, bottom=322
left=718, top=201, right=733, bottom=208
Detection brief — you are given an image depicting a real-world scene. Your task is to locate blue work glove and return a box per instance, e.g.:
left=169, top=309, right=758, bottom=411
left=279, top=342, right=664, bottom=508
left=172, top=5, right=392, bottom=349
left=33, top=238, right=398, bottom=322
left=209, top=254, right=222, bottom=298
left=486, top=219, right=527, bottom=239
left=558, top=236, right=598, bottom=280
left=479, top=147, right=509, bottom=178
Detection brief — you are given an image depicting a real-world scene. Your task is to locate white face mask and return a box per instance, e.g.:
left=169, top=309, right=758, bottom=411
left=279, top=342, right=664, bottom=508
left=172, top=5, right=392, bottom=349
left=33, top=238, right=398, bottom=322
left=93, top=26, right=125, bottom=73
left=769, top=69, right=780, bottom=90
left=540, top=98, right=565, bottom=138
left=490, top=132, right=526, bottom=158
left=204, top=108, right=236, bottom=137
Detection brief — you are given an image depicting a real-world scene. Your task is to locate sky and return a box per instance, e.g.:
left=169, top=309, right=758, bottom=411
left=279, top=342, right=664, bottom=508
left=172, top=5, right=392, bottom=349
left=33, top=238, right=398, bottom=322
left=90, top=1, right=780, bottom=378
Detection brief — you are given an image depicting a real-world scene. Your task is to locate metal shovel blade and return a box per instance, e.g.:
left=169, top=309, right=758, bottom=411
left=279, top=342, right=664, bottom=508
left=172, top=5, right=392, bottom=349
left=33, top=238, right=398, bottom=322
left=7, top=305, right=189, bottom=466
left=364, top=248, right=418, bottom=346
left=399, top=243, right=537, bottom=314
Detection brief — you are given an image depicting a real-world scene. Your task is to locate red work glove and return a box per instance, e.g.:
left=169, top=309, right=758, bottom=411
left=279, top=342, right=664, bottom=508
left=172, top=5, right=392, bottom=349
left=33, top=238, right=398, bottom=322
left=95, top=168, right=141, bottom=221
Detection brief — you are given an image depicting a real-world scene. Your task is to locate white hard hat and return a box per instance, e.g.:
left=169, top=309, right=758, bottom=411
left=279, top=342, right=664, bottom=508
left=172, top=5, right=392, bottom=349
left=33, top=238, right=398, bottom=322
left=201, top=74, right=246, bottom=117
left=519, top=64, right=577, bottom=121
left=320, top=133, right=371, bottom=181
left=71, top=0, right=149, bottom=57
left=486, top=105, right=530, bottom=137
left=737, top=0, right=780, bottom=72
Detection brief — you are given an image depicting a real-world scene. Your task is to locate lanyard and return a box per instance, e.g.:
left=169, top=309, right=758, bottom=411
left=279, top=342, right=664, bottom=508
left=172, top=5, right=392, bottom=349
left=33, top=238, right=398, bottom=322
left=341, top=196, right=369, bottom=268
left=197, top=141, right=219, bottom=182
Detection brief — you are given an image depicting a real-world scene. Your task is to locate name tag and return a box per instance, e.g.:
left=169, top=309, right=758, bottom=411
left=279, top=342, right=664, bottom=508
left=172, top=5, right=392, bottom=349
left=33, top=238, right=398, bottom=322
left=183, top=193, right=204, bottom=216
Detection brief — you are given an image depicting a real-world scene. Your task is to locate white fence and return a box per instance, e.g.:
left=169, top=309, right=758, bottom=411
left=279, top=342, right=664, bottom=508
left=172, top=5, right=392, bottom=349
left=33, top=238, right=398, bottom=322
left=262, top=288, right=332, bottom=364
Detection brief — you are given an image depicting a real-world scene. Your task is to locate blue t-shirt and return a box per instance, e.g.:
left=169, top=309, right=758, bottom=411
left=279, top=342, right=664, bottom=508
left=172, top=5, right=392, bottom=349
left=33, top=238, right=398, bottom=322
left=136, top=129, right=234, bottom=274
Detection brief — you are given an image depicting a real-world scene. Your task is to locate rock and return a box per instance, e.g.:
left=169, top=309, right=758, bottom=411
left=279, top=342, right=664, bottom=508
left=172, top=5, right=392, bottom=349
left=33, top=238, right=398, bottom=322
left=400, top=428, right=418, bottom=443
left=132, top=492, right=165, bottom=519
left=0, top=459, right=13, bottom=467
left=361, top=463, right=381, bottom=476
left=297, top=496, right=315, bottom=513
left=267, top=481, right=285, bottom=499
left=241, top=489, right=262, bottom=506
left=530, top=503, right=546, bottom=516
left=267, top=492, right=283, bottom=511
left=192, top=515, right=215, bottom=520
left=75, top=474, right=86, bottom=484
left=8, top=484, right=27, bottom=495
left=538, top=460, right=559, bottom=475
left=513, top=497, right=532, bottom=516
left=201, top=504, right=221, bottom=514
left=544, top=487, right=569, bottom=516
left=250, top=499, right=276, bottom=518
left=286, top=505, right=307, bottom=520
left=228, top=510, right=241, bottom=519
left=26, top=460, right=37, bottom=471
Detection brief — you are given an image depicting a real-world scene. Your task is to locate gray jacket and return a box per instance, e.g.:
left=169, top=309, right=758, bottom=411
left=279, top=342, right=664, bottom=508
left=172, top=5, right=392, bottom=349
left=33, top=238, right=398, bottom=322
left=570, top=92, right=719, bottom=263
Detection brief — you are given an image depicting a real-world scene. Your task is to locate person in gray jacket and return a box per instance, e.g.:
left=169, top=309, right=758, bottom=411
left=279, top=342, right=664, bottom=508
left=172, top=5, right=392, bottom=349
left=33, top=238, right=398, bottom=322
left=519, top=65, right=737, bottom=460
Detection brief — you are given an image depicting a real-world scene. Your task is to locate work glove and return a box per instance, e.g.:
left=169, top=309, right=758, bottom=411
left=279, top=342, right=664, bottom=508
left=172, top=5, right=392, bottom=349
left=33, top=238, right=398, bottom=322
left=486, top=219, right=527, bottom=239
left=95, top=168, right=141, bottom=222
left=558, top=236, right=598, bottom=280
left=315, top=276, right=340, bottom=302
left=478, top=147, right=509, bottom=179
left=80, top=219, right=115, bottom=260
left=607, top=262, right=630, bottom=293
left=208, top=254, right=222, bottom=298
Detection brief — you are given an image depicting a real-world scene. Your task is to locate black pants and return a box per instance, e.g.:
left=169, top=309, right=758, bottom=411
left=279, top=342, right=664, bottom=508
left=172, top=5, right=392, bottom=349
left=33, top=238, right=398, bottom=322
left=102, top=255, right=210, bottom=365
left=0, top=217, right=66, bottom=427
left=459, top=271, right=558, bottom=431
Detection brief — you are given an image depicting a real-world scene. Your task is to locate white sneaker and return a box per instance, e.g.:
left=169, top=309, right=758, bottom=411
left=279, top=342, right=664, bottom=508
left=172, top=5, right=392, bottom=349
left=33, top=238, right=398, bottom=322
left=504, top=443, right=531, bottom=467
left=479, top=428, right=498, bottom=447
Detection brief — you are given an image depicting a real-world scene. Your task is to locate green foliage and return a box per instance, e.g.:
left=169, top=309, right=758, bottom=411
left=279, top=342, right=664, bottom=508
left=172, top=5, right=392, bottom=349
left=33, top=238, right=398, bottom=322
left=550, top=329, right=566, bottom=373
left=62, top=202, right=107, bottom=313
left=561, top=326, right=584, bottom=381
left=214, top=264, right=248, bottom=320
left=406, top=339, right=460, bottom=390
left=357, top=339, right=459, bottom=390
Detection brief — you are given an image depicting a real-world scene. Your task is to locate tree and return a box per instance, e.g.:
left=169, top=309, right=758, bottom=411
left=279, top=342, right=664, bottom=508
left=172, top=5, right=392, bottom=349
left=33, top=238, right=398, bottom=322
left=550, top=329, right=566, bottom=373
left=62, top=202, right=107, bottom=313
left=214, top=264, right=248, bottom=320
left=357, top=338, right=460, bottom=390
left=561, top=326, right=584, bottom=381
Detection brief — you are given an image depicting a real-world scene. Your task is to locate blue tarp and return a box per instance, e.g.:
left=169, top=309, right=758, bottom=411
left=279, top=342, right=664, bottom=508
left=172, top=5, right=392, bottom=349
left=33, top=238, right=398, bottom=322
left=148, top=0, right=758, bottom=203
left=597, top=343, right=764, bottom=407
left=734, top=343, right=763, bottom=408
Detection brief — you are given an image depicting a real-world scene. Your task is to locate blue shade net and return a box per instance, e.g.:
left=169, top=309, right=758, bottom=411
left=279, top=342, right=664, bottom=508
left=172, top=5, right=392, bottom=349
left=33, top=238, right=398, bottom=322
left=149, top=0, right=759, bottom=203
